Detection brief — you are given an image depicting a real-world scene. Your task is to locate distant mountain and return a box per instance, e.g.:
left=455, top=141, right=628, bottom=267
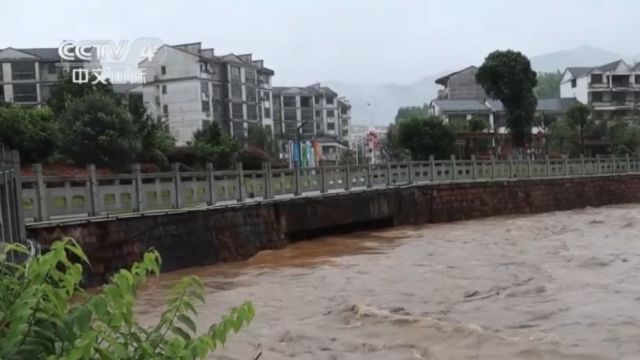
left=529, top=45, right=622, bottom=73
left=325, top=75, right=440, bottom=126
left=327, top=45, right=633, bottom=127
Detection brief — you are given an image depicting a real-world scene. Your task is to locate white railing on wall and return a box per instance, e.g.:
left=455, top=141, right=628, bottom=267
left=21, top=154, right=640, bottom=224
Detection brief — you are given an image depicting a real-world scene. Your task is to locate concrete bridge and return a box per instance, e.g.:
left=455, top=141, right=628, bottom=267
left=19, top=154, right=640, bottom=285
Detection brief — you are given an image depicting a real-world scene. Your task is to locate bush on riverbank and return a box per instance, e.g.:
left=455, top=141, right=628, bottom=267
left=0, top=239, right=254, bottom=359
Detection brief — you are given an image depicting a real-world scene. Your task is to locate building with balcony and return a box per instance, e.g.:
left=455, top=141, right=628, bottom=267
left=560, top=60, right=640, bottom=122
left=140, top=42, right=274, bottom=144
left=0, top=47, right=97, bottom=105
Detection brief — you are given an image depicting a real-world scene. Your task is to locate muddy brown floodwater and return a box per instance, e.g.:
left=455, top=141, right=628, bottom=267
left=135, top=204, right=640, bottom=360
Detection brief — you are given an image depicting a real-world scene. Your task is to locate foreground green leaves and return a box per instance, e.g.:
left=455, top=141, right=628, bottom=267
left=0, top=238, right=253, bottom=359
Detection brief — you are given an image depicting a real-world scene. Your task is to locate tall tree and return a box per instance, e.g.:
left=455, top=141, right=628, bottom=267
left=396, top=115, right=455, bottom=160
left=58, top=94, right=142, bottom=168
left=192, top=122, right=240, bottom=169
left=565, top=103, right=592, bottom=156
left=476, top=50, right=538, bottom=152
left=534, top=71, right=562, bottom=99
left=394, top=106, right=428, bottom=123
left=47, top=72, right=117, bottom=116
left=0, top=105, right=58, bottom=163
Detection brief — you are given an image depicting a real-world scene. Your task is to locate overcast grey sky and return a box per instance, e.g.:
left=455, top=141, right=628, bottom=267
left=3, top=0, right=637, bottom=85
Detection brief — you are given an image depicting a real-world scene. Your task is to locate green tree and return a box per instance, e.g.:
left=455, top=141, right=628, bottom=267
left=394, top=106, right=428, bottom=123
left=565, top=103, right=592, bottom=156
left=534, top=113, right=558, bottom=155
left=129, top=94, right=175, bottom=167
left=534, top=71, right=562, bottom=99
left=396, top=115, right=455, bottom=160
left=476, top=50, right=538, bottom=151
left=192, top=122, right=240, bottom=169
left=0, top=105, right=58, bottom=163
left=59, top=94, right=142, bottom=168
left=48, top=72, right=118, bottom=116
left=546, top=118, right=574, bottom=155
left=608, top=121, right=640, bottom=155
left=0, top=238, right=253, bottom=359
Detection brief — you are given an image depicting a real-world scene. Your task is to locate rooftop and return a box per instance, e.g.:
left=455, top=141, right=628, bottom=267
left=435, top=66, right=478, bottom=86
left=273, top=83, right=338, bottom=96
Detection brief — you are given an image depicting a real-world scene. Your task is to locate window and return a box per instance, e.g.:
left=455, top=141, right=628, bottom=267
left=300, top=96, right=312, bottom=108
left=231, top=84, right=242, bottom=100
left=314, top=96, right=321, bottom=105
left=162, top=104, right=168, bottom=115
left=13, top=84, right=37, bottom=102
left=571, top=79, right=577, bottom=88
left=161, top=66, right=166, bottom=75
left=327, top=122, right=336, bottom=131
left=247, top=105, right=257, bottom=120
left=283, top=96, right=296, bottom=107
left=245, top=70, right=256, bottom=84
left=230, top=66, right=241, bottom=82
left=12, top=61, right=36, bottom=80
left=0, top=86, right=4, bottom=102
left=326, top=96, right=335, bottom=105
left=202, top=100, right=210, bottom=112
left=284, top=109, right=297, bottom=121
left=162, top=85, right=167, bottom=94
left=591, top=92, right=603, bottom=103
left=201, top=82, right=209, bottom=96
left=47, top=62, right=57, bottom=74
left=636, top=75, right=640, bottom=85
left=636, top=92, right=640, bottom=101
left=612, top=92, right=626, bottom=103
left=315, top=110, right=322, bottom=118
left=264, top=107, right=271, bottom=118
left=301, top=109, right=313, bottom=121
left=232, top=103, right=244, bottom=119
left=327, top=110, right=335, bottom=118
left=591, top=74, right=603, bottom=84
left=0, top=65, right=3, bottom=81
left=246, top=86, right=256, bottom=102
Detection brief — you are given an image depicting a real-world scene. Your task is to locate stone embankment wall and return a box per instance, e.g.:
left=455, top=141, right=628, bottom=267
left=28, top=175, right=640, bottom=285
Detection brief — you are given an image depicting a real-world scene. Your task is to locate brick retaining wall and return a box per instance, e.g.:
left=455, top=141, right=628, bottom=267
left=28, top=175, right=640, bottom=285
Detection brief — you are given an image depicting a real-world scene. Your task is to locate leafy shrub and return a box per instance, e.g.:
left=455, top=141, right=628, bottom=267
left=0, top=239, right=254, bottom=359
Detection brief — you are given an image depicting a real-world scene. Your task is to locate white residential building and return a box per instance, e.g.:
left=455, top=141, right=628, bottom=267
left=0, top=47, right=98, bottom=105
left=140, top=42, right=274, bottom=144
left=560, top=60, right=640, bottom=121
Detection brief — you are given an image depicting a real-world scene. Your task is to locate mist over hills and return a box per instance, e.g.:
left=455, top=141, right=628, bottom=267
left=329, top=45, right=632, bottom=127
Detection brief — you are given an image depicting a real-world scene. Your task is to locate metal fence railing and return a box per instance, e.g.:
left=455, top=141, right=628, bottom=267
left=21, top=154, right=640, bottom=224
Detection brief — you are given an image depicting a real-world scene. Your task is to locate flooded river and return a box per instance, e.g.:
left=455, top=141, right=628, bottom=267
left=136, top=204, right=640, bottom=359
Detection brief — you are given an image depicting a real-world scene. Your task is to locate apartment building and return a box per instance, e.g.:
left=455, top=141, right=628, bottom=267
left=0, top=47, right=96, bottom=105
left=140, top=42, right=274, bottom=144
left=272, top=83, right=350, bottom=142
left=560, top=60, right=640, bottom=121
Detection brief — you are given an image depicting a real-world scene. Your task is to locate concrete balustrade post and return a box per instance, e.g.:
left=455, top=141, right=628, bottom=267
left=626, top=153, right=631, bottom=173
left=294, top=165, right=301, bottom=196
left=563, top=155, right=569, bottom=176
left=596, top=154, right=601, bottom=174
left=471, top=155, right=477, bottom=180
left=33, top=163, right=48, bottom=221
left=490, top=154, right=496, bottom=179
left=429, top=155, right=436, bottom=182
left=612, top=154, right=617, bottom=174
left=206, top=163, right=216, bottom=206
left=263, top=162, right=273, bottom=199
left=320, top=165, right=327, bottom=193
left=366, top=164, right=372, bottom=188
left=345, top=165, right=351, bottom=191
left=580, top=155, right=585, bottom=175
left=508, top=156, right=515, bottom=178
left=407, top=161, right=414, bottom=184
left=545, top=155, right=551, bottom=177
left=527, top=156, right=532, bottom=178
left=236, top=162, right=245, bottom=201
left=132, top=163, right=144, bottom=212
left=87, top=164, right=99, bottom=216
left=451, top=154, right=456, bottom=181
left=386, top=162, right=392, bottom=186
left=172, top=163, right=183, bottom=208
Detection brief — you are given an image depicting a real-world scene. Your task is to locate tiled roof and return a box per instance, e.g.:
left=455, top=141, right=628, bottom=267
left=536, top=98, right=580, bottom=113
left=566, top=67, right=594, bottom=79
left=273, top=84, right=338, bottom=96
left=431, top=99, right=490, bottom=112
left=594, top=59, right=624, bottom=72
left=435, top=66, right=478, bottom=86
